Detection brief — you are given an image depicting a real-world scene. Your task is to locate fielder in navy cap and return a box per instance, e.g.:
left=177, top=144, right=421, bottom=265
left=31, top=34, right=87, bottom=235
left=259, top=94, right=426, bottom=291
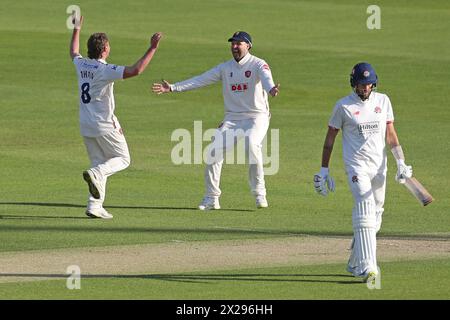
left=153, top=29, right=280, bottom=211
left=227, top=31, right=254, bottom=62
left=228, top=31, right=252, bottom=48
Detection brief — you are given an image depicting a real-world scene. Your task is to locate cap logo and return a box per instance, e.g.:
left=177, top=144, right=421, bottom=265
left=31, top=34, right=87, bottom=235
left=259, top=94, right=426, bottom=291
left=363, top=70, right=370, bottom=77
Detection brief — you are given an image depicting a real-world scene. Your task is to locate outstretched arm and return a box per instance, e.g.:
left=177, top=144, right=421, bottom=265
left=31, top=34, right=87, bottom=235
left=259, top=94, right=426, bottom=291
left=69, top=15, right=83, bottom=60
left=152, top=65, right=222, bottom=94
left=257, top=62, right=280, bottom=97
left=123, top=32, right=163, bottom=79
left=269, top=83, right=280, bottom=97
left=152, top=80, right=172, bottom=94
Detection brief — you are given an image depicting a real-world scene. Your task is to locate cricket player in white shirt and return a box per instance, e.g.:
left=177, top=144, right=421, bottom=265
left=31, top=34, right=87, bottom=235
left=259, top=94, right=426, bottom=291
left=314, top=62, right=413, bottom=283
left=152, top=31, right=280, bottom=210
left=70, top=16, right=162, bottom=219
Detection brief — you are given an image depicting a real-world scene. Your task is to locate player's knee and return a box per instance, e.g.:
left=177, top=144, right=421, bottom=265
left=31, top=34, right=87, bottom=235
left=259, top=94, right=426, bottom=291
left=352, top=199, right=377, bottom=229
left=247, top=142, right=262, bottom=157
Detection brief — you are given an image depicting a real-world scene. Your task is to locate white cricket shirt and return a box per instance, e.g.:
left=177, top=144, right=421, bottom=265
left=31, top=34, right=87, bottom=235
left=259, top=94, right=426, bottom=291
left=170, top=53, right=275, bottom=120
left=329, top=91, right=394, bottom=174
left=73, top=55, right=125, bottom=137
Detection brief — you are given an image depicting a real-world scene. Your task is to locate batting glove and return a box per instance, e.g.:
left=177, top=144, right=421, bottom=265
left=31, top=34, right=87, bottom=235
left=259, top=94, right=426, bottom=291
left=395, top=159, right=413, bottom=184
left=314, top=167, right=335, bottom=196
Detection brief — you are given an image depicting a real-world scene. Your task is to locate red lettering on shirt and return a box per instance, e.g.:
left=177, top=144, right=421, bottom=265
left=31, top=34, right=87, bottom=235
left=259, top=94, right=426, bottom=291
left=230, top=83, right=248, bottom=92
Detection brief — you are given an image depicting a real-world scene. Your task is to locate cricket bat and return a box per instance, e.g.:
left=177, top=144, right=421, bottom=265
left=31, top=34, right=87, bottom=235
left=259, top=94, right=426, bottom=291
left=403, top=177, right=434, bottom=206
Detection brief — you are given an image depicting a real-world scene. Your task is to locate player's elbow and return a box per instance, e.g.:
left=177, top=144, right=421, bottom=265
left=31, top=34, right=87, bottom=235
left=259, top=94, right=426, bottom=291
left=133, top=66, right=144, bottom=76
left=70, top=51, right=78, bottom=60
left=123, top=67, right=140, bottom=79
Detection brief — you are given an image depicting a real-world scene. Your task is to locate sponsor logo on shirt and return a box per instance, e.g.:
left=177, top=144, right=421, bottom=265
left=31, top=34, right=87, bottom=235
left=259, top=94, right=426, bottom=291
left=352, top=175, right=359, bottom=183
left=358, top=121, right=380, bottom=137
left=231, top=83, right=248, bottom=92
left=230, top=72, right=233, bottom=78
left=81, top=62, right=99, bottom=69
left=245, top=70, right=252, bottom=78
left=111, top=65, right=118, bottom=70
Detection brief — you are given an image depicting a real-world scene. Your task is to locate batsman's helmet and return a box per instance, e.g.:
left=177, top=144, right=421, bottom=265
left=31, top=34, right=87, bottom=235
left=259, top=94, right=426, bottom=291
left=350, top=62, right=378, bottom=87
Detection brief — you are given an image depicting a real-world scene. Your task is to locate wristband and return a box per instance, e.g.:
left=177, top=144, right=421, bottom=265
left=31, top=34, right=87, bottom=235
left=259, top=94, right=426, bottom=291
left=320, top=167, right=329, bottom=176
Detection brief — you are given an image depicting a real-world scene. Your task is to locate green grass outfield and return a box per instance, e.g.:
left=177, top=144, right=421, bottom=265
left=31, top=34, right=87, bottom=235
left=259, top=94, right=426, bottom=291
left=0, top=259, right=449, bottom=300
left=0, top=0, right=449, bottom=299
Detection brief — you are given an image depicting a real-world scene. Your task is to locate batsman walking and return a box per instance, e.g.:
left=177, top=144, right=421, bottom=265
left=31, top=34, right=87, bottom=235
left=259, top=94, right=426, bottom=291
left=153, top=31, right=280, bottom=210
left=70, top=15, right=162, bottom=218
left=314, top=62, right=413, bottom=283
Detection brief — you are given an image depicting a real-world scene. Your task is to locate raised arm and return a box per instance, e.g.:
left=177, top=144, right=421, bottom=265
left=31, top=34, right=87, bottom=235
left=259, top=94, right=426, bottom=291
left=69, top=15, right=83, bottom=60
left=123, top=32, right=163, bottom=79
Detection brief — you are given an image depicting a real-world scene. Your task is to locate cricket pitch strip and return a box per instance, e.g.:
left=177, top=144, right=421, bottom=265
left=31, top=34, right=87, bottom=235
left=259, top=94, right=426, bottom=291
left=0, top=235, right=449, bottom=283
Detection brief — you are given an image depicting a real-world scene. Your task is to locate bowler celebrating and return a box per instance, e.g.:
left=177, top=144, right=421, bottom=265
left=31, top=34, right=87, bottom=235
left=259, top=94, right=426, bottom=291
left=70, top=15, right=162, bottom=219
left=153, top=31, right=280, bottom=210
left=314, top=62, right=413, bottom=283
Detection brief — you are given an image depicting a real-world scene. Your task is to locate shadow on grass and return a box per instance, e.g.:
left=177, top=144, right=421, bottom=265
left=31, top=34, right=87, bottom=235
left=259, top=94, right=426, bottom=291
left=0, top=203, right=448, bottom=240
left=0, top=202, right=253, bottom=213
left=0, top=214, right=87, bottom=220
left=0, top=224, right=353, bottom=237
left=0, top=273, right=360, bottom=285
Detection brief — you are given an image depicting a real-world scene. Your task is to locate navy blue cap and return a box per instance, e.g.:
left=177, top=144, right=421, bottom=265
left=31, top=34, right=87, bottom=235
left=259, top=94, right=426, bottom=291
left=228, top=31, right=252, bottom=47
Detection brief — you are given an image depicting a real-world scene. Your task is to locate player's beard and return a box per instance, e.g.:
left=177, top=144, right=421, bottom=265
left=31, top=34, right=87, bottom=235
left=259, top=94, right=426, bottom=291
left=355, top=85, right=373, bottom=101
left=232, top=49, right=244, bottom=61
left=231, top=47, right=249, bottom=62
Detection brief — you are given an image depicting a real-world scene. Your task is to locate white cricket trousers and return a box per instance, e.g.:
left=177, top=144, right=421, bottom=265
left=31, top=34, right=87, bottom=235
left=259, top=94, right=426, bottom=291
left=83, top=129, right=130, bottom=210
left=347, top=170, right=386, bottom=276
left=204, top=115, right=270, bottom=198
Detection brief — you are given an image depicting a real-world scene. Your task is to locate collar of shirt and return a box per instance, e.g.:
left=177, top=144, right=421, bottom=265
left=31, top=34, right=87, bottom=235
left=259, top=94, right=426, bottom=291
left=234, top=53, right=252, bottom=67
left=97, top=59, right=107, bottom=65
left=351, top=91, right=375, bottom=104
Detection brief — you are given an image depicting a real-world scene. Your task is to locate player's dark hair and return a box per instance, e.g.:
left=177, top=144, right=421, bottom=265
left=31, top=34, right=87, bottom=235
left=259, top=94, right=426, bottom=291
left=87, top=33, right=109, bottom=59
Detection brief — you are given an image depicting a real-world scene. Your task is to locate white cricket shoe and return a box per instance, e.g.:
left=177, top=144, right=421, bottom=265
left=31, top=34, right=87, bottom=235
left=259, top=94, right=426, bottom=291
left=363, top=270, right=378, bottom=285
left=198, top=197, right=220, bottom=210
left=85, top=207, right=113, bottom=219
left=83, top=169, right=101, bottom=199
left=256, top=195, right=268, bottom=208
